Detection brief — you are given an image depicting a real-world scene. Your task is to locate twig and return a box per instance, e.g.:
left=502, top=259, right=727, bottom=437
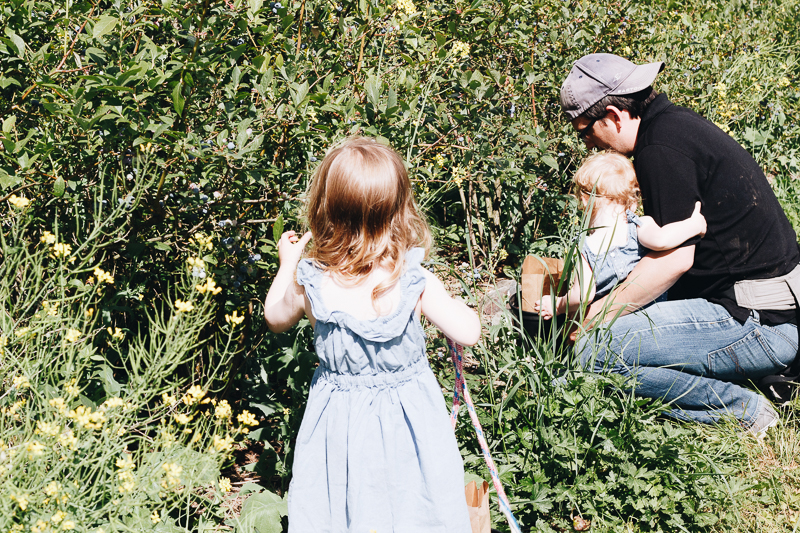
left=240, top=218, right=276, bottom=225
left=51, top=10, right=94, bottom=74
left=0, top=183, right=39, bottom=203
left=295, top=0, right=306, bottom=56
left=356, top=4, right=369, bottom=73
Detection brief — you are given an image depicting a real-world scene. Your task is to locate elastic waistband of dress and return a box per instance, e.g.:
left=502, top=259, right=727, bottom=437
left=314, top=356, right=430, bottom=389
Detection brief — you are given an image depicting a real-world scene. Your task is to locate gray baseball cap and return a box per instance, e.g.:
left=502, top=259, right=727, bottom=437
left=560, top=54, right=665, bottom=120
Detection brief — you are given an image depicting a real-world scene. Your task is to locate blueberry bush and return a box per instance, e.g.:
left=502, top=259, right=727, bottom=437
left=1, top=0, right=799, bottom=531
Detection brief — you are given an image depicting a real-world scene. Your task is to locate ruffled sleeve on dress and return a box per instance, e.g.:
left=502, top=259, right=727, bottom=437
left=294, top=249, right=427, bottom=343
left=626, top=210, right=642, bottom=226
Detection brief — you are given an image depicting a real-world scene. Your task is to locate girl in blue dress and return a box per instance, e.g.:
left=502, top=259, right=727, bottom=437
left=535, top=151, right=707, bottom=319
left=264, top=136, right=479, bottom=532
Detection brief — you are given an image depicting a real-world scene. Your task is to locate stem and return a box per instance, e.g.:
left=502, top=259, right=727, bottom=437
left=295, top=0, right=306, bottom=56
left=356, top=4, right=369, bottom=73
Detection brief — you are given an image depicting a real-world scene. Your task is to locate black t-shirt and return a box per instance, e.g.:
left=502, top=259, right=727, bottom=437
left=634, top=94, right=800, bottom=324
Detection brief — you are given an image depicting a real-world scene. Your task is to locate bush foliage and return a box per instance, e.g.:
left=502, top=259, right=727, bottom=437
left=2, top=0, right=799, bottom=530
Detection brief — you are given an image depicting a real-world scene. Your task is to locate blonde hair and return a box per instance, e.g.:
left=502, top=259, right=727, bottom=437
left=573, top=151, right=640, bottom=217
left=305, top=136, right=432, bottom=304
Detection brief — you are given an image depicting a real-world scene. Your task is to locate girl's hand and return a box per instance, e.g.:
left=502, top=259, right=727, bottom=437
left=690, top=201, right=707, bottom=237
left=533, top=298, right=554, bottom=320
left=278, top=231, right=312, bottom=268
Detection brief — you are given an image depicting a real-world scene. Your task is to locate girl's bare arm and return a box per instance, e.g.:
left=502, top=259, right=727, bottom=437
left=419, top=270, right=481, bottom=346
left=264, top=231, right=313, bottom=333
left=636, top=201, right=706, bottom=251
left=535, top=254, right=595, bottom=319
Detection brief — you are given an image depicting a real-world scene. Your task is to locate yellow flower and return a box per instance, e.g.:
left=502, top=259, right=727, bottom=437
left=93, top=267, right=114, bottom=285
left=10, top=493, right=28, bottom=510
left=49, top=397, right=67, bottom=413
left=162, top=392, right=177, bottom=405
left=62, top=520, right=75, bottom=530
left=151, top=511, right=161, bottom=524
left=102, top=397, right=125, bottom=409
left=237, top=410, right=258, bottom=426
left=106, top=327, right=125, bottom=340
left=32, top=520, right=48, bottom=533
left=451, top=41, right=470, bottom=59
left=64, top=378, right=80, bottom=396
left=51, top=510, right=65, bottom=524
left=187, top=256, right=205, bottom=269
left=210, top=435, right=234, bottom=453
left=434, top=154, right=445, bottom=167
left=15, top=327, right=31, bottom=338
left=41, top=231, right=57, bottom=244
left=451, top=166, right=467, bottom=186
left=189, top=233, right=214, bottom=250
left=196, top=277, right=222, bottom=295
left=64, top=329, right=81, bottom=343
left=13, top=375, right=30, bottom=389
left=25, top=440, right=45, bottom=458
left=174, top=299, right=194, bottom=313
left=182, top=385, right=205, bottom=405
left=219, top=477, right=232, bottom=492
left=58, top=430, right=77, bottom=450
left=50, top=242, right=75, bottom=262
left=215, top=399, right=232, bottom=419
left=2, top=399, right=26, bottom=419
left=175, top=413, right=193, bottom=424
left=8, top=195, right=31, bottom=209
left=37, top=421, right=60, bottom=437
left=161, top=462, right=183, bottom=489
left=116, top=453, right=136, bottom=493
left=67, top=405, right=107, bottom=430
left=396, top=0, right=415, bottom=15
left=225, top=310, right=245, bottom=325
left=43, top=301, right=59, bottom=316
left=45, top=481, right=61, bottom=497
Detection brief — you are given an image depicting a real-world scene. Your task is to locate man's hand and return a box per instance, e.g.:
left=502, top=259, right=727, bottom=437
left=278, top=231, right=312, bottom=268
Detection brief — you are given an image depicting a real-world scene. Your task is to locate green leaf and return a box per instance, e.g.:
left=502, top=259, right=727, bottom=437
left=235, top=490, right=287, bottom=533
left=93, top=15, right=119, bottom=39
left=4, top=28, right=25, bottom=57
left=273, top=214, right=284, bottom=243
left=232, top=66, right=241, bottom=89
left=365, top=76, right=381, bottom=108
left=53, top=176, right=66, bottom=197
left=290, top=81, right=308, bottom=107
left=0, top=168, right=21, bottom=189
left=2, top=115, right=15, bottom=133
left=172, top=82, right=185, bottom=116
left=541, top=154, right=558, bottom=171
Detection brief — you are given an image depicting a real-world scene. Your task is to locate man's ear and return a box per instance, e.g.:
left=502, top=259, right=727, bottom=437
left=604, top=105, right=630, bottom=130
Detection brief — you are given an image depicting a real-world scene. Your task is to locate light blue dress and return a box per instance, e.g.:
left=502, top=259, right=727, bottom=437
left=290, top=248, right=471, bottom=533
left=582, top=210, right=649, bottom=298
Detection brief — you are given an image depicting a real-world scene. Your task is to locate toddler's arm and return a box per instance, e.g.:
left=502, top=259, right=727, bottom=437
left=264, top=231, right=313, bottom=333
left=636, top=201, right=706, bottom=251
left=534, top=255, right=595, bottom=319
left=419, top=270, right=481, bottom=346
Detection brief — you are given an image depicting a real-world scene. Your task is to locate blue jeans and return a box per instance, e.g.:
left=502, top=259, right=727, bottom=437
left=577, top=299, right=798, bottom=427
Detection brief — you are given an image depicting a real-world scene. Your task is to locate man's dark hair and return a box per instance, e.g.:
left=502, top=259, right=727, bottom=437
left=582, top=87, right=658, bottom=120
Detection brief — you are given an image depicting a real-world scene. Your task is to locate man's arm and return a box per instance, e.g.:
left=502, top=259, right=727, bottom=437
left=583, top=245, right=694, bottom=326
